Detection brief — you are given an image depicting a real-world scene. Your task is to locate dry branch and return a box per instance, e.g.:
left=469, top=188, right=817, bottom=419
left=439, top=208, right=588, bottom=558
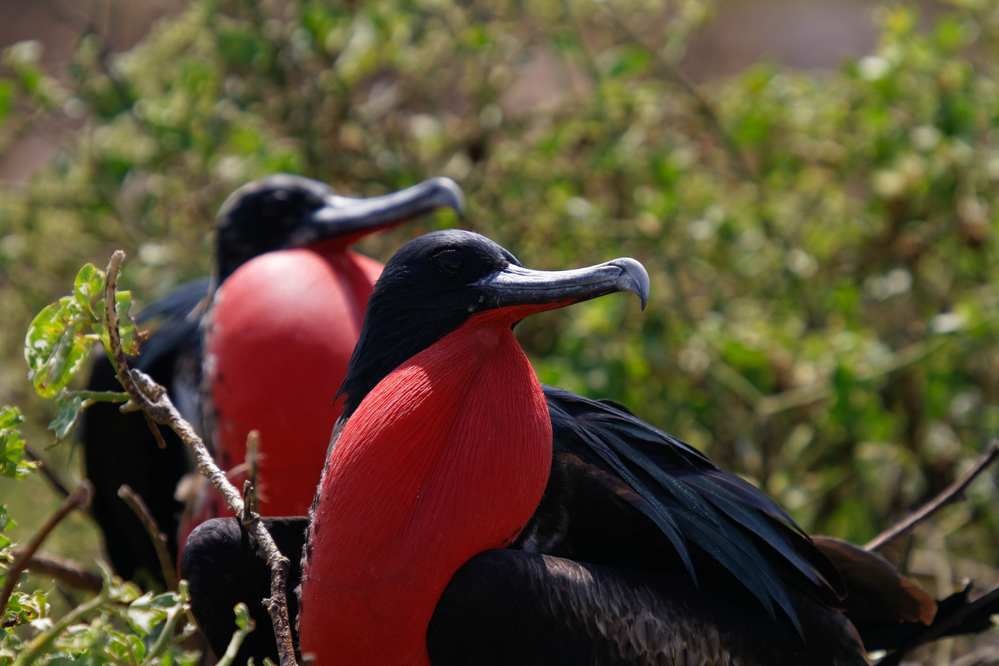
left=101, top=251, right=299, bottom=666
left=865, top=440, right=999, bottom=553
left=0, top=481, right=93, bottom=611
left=11, top=550, right=103, bottom=593
left=22, top=445, right=79, bottom=507
left=118, top=484, right=179, bottom=591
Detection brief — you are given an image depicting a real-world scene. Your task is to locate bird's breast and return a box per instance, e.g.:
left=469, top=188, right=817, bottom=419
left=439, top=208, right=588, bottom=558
left=300, top=315, right=552, bottom=666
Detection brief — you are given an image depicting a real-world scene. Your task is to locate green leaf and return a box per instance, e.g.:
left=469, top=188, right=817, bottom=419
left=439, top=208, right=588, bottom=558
left=0, top=405, right=36, bottom=479
left=0, top=405, right=24, bottom=430
left=217, top=30, right=260, bottom=68
left=48, top=392, right=86, bottom=441
left=72, top=263, right=105, bottom=319
left=24, top=297, right=95, bottom=399
left=26, top=263, right=138, bottom=399
left=0, top=80, right=13, bottom=125
left=125, top=593, right=166, bottom=636
left=215, top=603, right=255, bottom=666
left=115, top=292, right=139, bottom=355
left=1, top=589, right=48, bottom=628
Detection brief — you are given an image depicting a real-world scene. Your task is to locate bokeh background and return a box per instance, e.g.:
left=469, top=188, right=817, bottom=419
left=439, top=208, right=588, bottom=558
left=2, top=0, right=999, bottom=662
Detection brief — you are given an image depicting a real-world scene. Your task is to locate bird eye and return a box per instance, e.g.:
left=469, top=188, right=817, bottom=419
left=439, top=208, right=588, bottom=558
left=434, top=249, right=465, bottom=275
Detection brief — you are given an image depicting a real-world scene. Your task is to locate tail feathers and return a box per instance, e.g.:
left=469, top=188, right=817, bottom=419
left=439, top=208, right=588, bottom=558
left=813, top=536, right=936, bottom=628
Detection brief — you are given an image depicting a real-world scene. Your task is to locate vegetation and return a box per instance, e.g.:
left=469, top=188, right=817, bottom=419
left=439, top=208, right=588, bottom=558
left=1, top=0, right=999, bottom=663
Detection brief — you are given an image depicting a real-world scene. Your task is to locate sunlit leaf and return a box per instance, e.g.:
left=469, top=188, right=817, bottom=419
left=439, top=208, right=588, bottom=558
left=24, top=296, right=95, bottom=398
left=72, top=263, right=105, bottom=319
left=0, top=405, right=35, bottom=479
left=49, top=392, right=86, bottom=441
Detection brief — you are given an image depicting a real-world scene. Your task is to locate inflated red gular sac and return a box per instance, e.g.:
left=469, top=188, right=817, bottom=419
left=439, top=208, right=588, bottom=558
left=82, top=175, right=463, bottom=587
left=298, top=230, right=650, bottom=666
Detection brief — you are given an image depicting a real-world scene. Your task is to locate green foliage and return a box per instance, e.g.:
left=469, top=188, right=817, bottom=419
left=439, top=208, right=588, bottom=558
left=0, top=408, right=35, bottom=481
left=3, top=271, right=190, bottom=665
left=24, top=264, right=137, bottom=400
left=215, top=604, right=254, bottom=666
left=3, top=567, right=198, bottom=666
left=47, top=394, right=86, bottom=444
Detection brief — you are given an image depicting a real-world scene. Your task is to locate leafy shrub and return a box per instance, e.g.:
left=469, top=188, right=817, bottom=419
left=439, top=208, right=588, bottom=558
left=2, top=0, right=999, bottom=662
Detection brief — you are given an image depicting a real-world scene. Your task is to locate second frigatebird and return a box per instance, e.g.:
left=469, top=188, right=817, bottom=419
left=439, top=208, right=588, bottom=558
left=82, top=175, right=463, bottom=585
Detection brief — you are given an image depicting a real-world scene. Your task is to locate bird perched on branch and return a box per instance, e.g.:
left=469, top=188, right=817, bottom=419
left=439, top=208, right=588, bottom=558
left=183, top=230, right=999, bottom=665
left=82, top=175, right=463, bottom=586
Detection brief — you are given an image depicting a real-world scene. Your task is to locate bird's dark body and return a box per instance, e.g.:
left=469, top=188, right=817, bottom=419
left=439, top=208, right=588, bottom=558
left=181, top=517, right=305, bottom=665
left=184, top=516, right=867, bottom=666
left=429, top=550, right=865, bottom=666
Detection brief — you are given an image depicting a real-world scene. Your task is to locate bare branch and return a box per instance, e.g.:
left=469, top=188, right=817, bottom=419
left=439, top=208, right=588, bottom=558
left=1, top=481, right=93, bottom=611
left=22, top=445, right=80, bottom=508
left=866, top=440, right=999, bottom=552
left=243, top=431, right=260, bottom=515
left=118, top=485, right=179, bottom=591
left=103, top=251, right=170, bottom=449
left=102, top=252, right=299, bottom=666
left=10, top=550, right=103, bottom=593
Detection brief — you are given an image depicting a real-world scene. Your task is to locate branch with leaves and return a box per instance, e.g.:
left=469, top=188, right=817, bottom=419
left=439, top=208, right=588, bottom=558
left=1, top=408, right=199, bottom=666
left=98, top=251, right=299, bottom=666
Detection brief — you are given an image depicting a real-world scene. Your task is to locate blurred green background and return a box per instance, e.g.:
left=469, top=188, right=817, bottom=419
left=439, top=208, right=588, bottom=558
left=1, top=0, right=999, bottom=661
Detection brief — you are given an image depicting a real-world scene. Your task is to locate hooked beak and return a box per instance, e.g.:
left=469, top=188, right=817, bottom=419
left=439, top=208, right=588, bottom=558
left=472, top=257, right=650, bottom=313
left=292, top=177, right=464, bottom=246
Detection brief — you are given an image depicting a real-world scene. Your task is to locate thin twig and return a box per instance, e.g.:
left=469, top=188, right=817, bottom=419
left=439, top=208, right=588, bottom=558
left=243, top=430, right=260, bottom=515
left=601, top=6, right=756, bottom=182
left=0, top=481, right=93, bottom=611
left=102, top=251, right=168, bottom=449
left=73, top=390, right=132, bottom=403
left=118, top=485, right=179, bottom=591
left=865, top=441, right=999, bottom=552
left=102, top=252, right=299, bottom=666
left=755, top=336, right=950, bottom=420
left=10, top=550, right=103, bottom=593
left=22, top=445, right=76, bottom=505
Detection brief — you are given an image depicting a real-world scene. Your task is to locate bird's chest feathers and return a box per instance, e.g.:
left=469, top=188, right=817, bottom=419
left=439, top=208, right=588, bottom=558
left=301, top=315, right=552, bottom=665
left=310, top=316, right=552, bottom=578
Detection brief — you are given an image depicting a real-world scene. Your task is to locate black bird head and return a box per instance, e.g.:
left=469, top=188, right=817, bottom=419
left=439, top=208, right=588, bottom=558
left=337, top=229, right=649, bottom=418
left=212, top=174, right=464, bottom=285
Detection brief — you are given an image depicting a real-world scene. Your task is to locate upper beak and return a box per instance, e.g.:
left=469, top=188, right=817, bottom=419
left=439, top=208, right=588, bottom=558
left=472, top=258, right=650, bottom=313
left=293, top=177, right=464, bottom=246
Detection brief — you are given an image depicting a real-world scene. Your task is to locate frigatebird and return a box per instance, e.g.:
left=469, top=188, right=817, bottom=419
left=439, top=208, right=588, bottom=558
left=182, top=230, right=999, bottom=665
left=81, top=175, right=463, bottom=585
left=181, top=232, right=999, bottom=664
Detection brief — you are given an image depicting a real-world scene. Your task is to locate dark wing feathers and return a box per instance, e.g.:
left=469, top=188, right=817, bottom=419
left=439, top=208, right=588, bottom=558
left=133, top=277, right=210, bottom=372
left=556, top=409, right=697, bottom=581
left=429, top=550, right=868, bottom=666
left=134, top=276, right=210, bottom=323
left=544, top=385, right=843, bottom=630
